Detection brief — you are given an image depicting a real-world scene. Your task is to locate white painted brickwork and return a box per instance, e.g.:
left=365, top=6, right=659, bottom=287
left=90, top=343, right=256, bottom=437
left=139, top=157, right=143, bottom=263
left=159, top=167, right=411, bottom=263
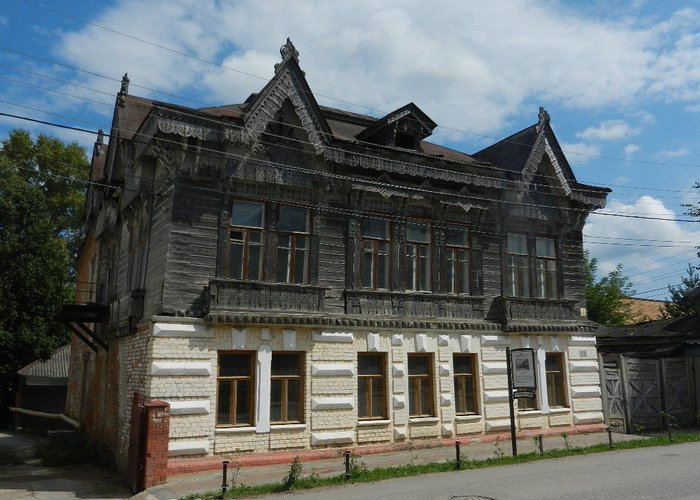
left=135, top=320, right=604, bottom=459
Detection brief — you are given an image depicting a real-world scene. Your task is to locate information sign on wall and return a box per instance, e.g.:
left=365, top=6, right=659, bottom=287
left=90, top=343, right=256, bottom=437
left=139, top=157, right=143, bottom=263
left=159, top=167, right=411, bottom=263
left=510, top=348, right=536, bottom=389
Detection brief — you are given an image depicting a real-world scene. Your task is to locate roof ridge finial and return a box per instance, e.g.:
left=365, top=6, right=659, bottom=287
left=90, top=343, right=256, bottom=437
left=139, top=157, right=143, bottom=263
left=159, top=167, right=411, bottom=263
left=538, top=107, right=550, bottom=128
left=275, top=38, right=300, bottom=73
left=120, top=73, right=130, bottom=95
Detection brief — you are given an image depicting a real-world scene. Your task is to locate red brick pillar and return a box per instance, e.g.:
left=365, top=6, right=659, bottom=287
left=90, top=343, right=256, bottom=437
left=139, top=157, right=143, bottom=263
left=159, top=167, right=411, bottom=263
left=143, top=400, right=170, bottom=489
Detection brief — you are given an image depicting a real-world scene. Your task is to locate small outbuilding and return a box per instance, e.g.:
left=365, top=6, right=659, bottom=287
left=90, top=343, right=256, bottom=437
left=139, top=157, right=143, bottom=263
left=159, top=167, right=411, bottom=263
left=13, top=345, right=73, bottom=432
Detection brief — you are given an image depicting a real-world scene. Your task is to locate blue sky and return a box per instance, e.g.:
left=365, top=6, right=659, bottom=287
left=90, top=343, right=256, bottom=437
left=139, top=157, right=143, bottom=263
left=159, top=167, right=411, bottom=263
left=1, top=0, right=699, bottom=301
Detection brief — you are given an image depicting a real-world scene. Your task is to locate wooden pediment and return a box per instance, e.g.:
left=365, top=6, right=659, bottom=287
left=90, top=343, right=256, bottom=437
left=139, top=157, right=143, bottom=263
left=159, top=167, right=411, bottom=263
left=242, top=39, right=332, bottom=154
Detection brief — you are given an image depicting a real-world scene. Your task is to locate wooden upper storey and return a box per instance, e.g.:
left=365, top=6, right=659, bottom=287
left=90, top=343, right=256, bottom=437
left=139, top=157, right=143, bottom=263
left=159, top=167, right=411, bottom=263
left=87, top=39, right=609, bottom=336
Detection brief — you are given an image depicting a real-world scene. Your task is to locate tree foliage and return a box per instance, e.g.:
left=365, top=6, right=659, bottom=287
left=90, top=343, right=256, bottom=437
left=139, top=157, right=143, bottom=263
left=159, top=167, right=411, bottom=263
left=662, top=264, right=700, bottom=318
left=584, top=251, right=635, bottom=326
left=0, top=129, right=89, bottom=375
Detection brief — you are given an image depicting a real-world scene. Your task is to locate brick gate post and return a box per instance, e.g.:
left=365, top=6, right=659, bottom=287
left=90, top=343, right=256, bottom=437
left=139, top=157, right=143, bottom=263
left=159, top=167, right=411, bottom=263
left=143, top=400, right=170, bottom=489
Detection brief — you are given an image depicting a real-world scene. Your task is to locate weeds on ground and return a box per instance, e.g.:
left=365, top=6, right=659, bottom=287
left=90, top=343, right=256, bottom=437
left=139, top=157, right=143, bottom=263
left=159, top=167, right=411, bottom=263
left=35, top=432, right=113, bottom=467
left=280, top=455, right=302, bottom=491
left=492, top=438, right=505, bottom=459
left=182, top=431, right=700, bottom=500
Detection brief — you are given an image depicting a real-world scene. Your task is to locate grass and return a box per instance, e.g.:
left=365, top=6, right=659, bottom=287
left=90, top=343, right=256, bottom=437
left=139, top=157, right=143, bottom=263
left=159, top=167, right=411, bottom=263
left=181, top=432, right=700, bottom=499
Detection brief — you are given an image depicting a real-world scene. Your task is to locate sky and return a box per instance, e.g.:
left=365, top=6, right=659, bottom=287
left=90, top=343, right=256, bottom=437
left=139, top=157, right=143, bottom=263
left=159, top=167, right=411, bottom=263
left=1, top=0, right=699, bottom=302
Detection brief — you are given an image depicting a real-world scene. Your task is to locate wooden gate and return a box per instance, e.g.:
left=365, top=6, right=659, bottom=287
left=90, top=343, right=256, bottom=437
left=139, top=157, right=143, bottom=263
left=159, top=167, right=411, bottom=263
left=600, top=358, right=626, bottom=433
left=622, top=357, right=663, bottom=432
left=661, top=358, right=693, bottom=426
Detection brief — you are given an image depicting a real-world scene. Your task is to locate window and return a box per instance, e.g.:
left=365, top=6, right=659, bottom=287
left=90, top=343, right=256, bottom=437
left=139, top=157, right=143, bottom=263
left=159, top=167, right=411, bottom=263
left=507, top=233, right=559, bottom=299
left=454, top=354, right=478, bottom=415
left=535, top=238, right=558, bottom=299
left=507, top=233, right=530, bottom=297
left=358, top=353, right=387, bottom=419
left=546, top=353, right=567, bottom=408
left=445, top=226, right=470, bottom=294
left=227, top=201, right=265, bottom=280
left=276, top=206, right=310, bottom=284
left=361, top=219, right=391, bottom=289
left=271, top=353, right=304, bottom=423
left=408, top=354, right=434, bottom=417
left=406, top=222, right=431, bottom=291
left=217, top=352, right=255, bottom=426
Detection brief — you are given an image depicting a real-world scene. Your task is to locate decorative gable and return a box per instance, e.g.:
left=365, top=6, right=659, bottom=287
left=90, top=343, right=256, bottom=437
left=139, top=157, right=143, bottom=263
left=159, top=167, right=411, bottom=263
left=242, top=39, right=331, bottom=154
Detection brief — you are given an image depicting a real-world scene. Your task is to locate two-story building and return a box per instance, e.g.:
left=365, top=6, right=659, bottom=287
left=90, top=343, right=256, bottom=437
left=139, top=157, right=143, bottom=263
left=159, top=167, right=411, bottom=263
left=65, top=39, right=610, bottom=469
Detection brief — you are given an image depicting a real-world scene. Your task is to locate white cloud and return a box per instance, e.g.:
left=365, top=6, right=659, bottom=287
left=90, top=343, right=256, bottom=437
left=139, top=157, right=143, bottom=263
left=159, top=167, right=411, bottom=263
left=559, top=142, right=601, bottom=165
left=576, top=119, right=639, bottom=141
left=584, top=195, right=700, bottom=297
left=623, top=143, right=640, bottom=159
left=658, top=148, right=690, bottom=158
left=27, top=0, right=698, bottom=144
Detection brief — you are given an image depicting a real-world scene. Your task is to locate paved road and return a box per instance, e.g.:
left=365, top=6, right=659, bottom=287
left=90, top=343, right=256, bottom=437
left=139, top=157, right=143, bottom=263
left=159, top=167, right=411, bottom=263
left=264, top=441, right=700, bottom=500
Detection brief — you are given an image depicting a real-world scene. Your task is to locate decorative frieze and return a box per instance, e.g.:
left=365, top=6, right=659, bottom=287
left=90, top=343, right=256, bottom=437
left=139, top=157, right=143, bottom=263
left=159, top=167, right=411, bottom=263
left=207, top=279, right=327, bottom=315
left=344, top=290, right=485, bottom=319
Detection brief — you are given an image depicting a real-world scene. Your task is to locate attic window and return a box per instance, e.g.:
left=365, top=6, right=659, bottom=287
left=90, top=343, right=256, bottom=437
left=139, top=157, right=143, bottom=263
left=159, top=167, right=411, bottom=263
left=395, top=132, right=415, bottom=149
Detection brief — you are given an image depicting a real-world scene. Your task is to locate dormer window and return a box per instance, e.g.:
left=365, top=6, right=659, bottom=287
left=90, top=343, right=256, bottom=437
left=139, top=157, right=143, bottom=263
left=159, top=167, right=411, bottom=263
left=357, top=103, right=436, bottom=152
left=395, top=132, right=415, bottom=149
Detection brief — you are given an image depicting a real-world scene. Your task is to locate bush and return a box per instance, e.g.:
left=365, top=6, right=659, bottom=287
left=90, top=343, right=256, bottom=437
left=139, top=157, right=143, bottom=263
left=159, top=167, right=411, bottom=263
left=35, top=432, right=113, bottom=467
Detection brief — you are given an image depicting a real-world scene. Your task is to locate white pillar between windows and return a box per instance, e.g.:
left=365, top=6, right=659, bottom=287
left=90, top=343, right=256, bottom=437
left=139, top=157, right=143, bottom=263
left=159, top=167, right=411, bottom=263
left=256, top=344, right=272, bottom=433
left=536, top=346, right=549, bottom=413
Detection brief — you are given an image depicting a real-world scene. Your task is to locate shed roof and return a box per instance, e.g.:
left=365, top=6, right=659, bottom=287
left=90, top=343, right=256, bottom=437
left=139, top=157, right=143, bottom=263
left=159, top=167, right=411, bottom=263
left=17, top=344, right=71, bottom=382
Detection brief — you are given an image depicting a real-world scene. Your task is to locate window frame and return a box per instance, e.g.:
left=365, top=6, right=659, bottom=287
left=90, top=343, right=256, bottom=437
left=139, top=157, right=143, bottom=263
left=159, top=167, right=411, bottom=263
left=444, top=225, right=471, bottom=295
left=453, top=354, right=479, bottom=415
left=360, top=218, right=391, bottom=290
left=216, top=351, right=256, bottom=427
left=408, top=353, right=435, bottom=417
left=535, top=237, right=558, bottom=299
left=545, top=352, right=568, bottom=408
left=405, top=221, right=432, bottom=292
left=357, top=352, right=388, bottom=420
left=270, top=351, right=305, bottom=424
left=275, top=205, right=311, bottom=284
left=226, top=199, right=266, bottom=281
left=506, top=233, right=560, bottom=299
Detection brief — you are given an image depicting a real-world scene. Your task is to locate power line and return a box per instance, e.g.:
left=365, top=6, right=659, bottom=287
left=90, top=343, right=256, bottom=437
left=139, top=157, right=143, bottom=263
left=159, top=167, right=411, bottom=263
left=8, top=1, right=700, bottom=171
left=1, top=107, right=699, bottom=225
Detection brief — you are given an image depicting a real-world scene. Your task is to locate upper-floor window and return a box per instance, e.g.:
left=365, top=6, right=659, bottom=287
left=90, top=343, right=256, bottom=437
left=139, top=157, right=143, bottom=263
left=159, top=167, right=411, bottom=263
left=445, top=226, right=470, bottom=294
left=361, top=219, right=391, bottom=290
left=276, top=206, right=310, bottom=284
left=406, top=221, right=431, bottom=292
left=535, top=238, right=557, bottom=299
left=507, top=233, right=558, bottom=299
left=507, top=233, right=530, bottom=297
left=228, top=201, right=265, bottom=280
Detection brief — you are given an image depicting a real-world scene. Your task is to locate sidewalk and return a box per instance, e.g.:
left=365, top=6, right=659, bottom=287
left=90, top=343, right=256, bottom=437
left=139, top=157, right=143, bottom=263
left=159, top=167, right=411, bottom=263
left=134, top=430, right=643, bottom=500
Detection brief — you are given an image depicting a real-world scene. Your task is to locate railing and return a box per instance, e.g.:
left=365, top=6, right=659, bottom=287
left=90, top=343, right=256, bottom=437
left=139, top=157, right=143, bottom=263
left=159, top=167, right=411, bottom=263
left=207, top=279, right=327, bottom=314
left=345, top=290, right=485, bottom=319
left=496, top=297, right=578, bottom=322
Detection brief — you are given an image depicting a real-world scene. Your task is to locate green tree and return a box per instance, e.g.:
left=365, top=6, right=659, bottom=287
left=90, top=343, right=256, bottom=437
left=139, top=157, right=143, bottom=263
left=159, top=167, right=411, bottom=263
left=662, top=264, right=700, bottom=318
left=584, top=251, right=635, bottom=326
left=0, top=130, right=90, bottom=274
left=0, top=130, right=89, bottom=419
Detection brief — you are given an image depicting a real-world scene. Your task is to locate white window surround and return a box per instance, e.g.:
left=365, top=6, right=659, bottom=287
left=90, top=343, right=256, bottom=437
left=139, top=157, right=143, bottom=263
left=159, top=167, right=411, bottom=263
left=270, top=423, right=306, bottom=431
left=357, top=419, right=391, bottom=427
left=215, top=426, right=256, bottom=434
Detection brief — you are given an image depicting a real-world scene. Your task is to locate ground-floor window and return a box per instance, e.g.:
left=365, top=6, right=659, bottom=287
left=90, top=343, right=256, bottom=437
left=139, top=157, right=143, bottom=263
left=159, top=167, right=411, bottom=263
left=271, top=352, right=304, bottom=423
left=408, top=353, right=435, bottom=417
left=217, top=352, right=255, bottom=426
left=358, top=352, right=387, bottom=419
left=454, top=354, right=478, bottom=415
left=546, top=352, right=567, bottom=408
